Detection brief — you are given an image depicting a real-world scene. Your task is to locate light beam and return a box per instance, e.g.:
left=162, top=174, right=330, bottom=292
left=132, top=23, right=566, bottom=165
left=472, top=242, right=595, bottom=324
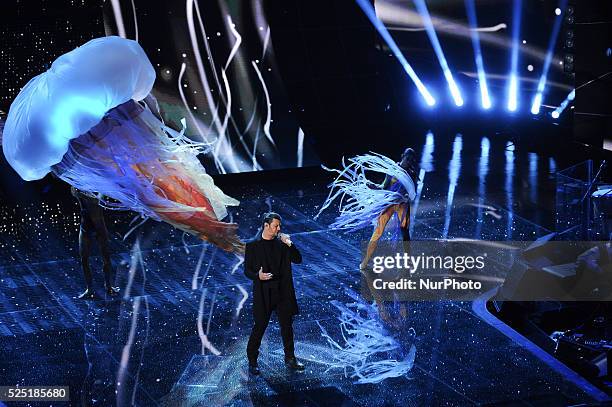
left=413, top=0, right=464, bottom=106
left=355, top=0, right=435, bottom=106
left=530, top=0, right=568, bottom=114
left=551, top=89, right=574, bottom=118
left=465, top=0, right=491, bottom=108
left=507, top=0, right=522, bottom=111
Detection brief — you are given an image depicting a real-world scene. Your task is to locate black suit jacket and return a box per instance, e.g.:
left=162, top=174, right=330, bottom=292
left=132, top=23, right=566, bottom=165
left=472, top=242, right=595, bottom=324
left=244, top=237, right=302, bottom=321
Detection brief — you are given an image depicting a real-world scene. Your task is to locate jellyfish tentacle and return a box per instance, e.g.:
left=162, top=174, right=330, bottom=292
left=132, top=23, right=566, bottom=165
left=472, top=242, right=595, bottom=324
left=53, top=99, right=244, bottom=253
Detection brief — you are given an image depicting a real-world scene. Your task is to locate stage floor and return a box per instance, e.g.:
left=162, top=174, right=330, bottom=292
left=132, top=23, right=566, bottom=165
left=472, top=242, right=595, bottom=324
left=0, top=134, right=609, bottom=406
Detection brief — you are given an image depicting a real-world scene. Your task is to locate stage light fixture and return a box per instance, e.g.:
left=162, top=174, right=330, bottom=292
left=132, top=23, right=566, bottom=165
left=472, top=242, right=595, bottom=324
left=507, top=0, right=522, bottom=111
left=465, top=0, right=492, bottom=109
left=413, top=0, right=464, bottom=106
left=355, top=0, right=435, bottom=106
left=530, top=0, right=568, bottom=115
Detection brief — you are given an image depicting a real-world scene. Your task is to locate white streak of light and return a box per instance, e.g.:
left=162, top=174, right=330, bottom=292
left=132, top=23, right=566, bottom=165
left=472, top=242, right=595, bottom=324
left=123, top=240, right=142, bottom=300
left=297, top=127, right=304, bottom=167
left=122, top=217, right=148, bottom=241
left=130, top=297, right=149, bottom=406
left=186, top=0, right=224, bottom=159
left=505, top=142, right=515, bottom=238
left=116, top=296, right=141, bottom=404
left=213, top=69, right=240, bottom=173
left=178, top=62, right=214, bottom=144
left=197, top=289, right=221, bottom=355
left=225, top=15, right=242, bottom=70
left=130, top=0, right=139, bottom=42
left=475, top=137, right=490, bottom=238
left=262, top=26, right=271, bottom=59
left=443, top=135, right=463, bottom=238
left=230, top=254, right=244, bottom=275
left=388, top=23, right=506, bottom=32
left=411, top=131, right=434, bottom=236
left=192, top=245, right=207, bottom=290
left=235, top=284, right=248, bottom=318
left=251, top=60, right=276, bottom=146
left=110, top=0, right=127, bottom=38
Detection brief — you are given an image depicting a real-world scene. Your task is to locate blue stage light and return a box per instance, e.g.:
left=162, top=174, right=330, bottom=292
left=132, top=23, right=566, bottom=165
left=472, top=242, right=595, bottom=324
left=531, top=0, right=568, bottom=114
left=507, top=0, right=522, bottom=111
left=465, top=0, right=491, bottom=109
left=551, top=89, right=575, bottom=118
left=508, top=75, right=518, bottom=112
left=413, top=0, right=464, bottom=107
left=355, top=0, right=435, bottom=106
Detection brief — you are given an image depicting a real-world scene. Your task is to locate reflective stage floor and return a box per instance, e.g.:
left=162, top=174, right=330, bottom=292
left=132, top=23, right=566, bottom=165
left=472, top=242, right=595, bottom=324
left=0, top=133, right=610, bottom=406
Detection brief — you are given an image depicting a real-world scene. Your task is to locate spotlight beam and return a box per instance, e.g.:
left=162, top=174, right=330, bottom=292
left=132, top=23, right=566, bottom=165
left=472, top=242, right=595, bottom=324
left=355, top=0, right=435, bottom=106
left=465, top=0, right=491, bottom=109
left=507, top=0, right=522, bottom=111
left=413, top=0, right=464, bottom=106
left=552, top=89, right=575, bottom=118
left=530, top=0, right=568, bottom=114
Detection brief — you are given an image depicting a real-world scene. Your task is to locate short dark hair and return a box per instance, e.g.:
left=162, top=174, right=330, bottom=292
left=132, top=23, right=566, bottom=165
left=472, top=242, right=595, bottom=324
left=262, top=212, right=282, bottom=227
left=401, top=147, right=416, bottom=161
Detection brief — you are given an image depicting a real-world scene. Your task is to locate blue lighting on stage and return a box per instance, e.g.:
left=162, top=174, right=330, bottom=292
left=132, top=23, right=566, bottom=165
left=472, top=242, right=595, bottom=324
left=508, top=75, right=518, bottom=112
left=529, top=152, right=538, bottom=202
left=530, top=0, right=568, bottom=114
left=507, top=0, right=522, bottom=111
left=412, top=0, right=464, bottom=107
left=443, top=134, right=463, bottom=238
left=355, top=0, right=435, bottom=106
left=551, top=89, right=575, bottom=118
left=505, top=142, right=515, bottom=238
left=411, top=131, right=434, bottom=236
left=475, top=136, right=490, bottom=238
left=465, top=0, right=491, bottom=109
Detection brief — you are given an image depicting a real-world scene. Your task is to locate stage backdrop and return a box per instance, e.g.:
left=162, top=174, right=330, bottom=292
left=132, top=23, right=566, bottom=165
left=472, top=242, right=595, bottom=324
left=102, top=0, right=319, bottom=175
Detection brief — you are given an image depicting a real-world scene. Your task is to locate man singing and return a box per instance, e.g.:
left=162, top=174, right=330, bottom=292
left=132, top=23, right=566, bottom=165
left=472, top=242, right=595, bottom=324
left=244, top=212, right=305, bottom=375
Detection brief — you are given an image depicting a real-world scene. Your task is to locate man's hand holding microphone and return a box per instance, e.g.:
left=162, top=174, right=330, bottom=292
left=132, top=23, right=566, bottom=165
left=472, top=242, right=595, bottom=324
left=279, top=233, right=292, bottom=246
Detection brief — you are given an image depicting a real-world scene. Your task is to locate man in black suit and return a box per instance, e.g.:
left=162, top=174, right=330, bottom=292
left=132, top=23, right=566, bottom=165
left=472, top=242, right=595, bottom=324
left=244, top=212, right=305, bottom=375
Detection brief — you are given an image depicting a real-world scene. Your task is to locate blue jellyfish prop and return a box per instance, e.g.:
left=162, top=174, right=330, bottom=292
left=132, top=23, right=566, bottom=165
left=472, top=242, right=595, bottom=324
left=2, top=36, right=242, bottom=252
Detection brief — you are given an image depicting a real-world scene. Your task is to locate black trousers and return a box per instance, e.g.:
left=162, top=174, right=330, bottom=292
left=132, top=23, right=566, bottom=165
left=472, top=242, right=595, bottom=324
left=79, top=227, right=112, bottom=289
left=247, top=306, right=295, bottom=366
